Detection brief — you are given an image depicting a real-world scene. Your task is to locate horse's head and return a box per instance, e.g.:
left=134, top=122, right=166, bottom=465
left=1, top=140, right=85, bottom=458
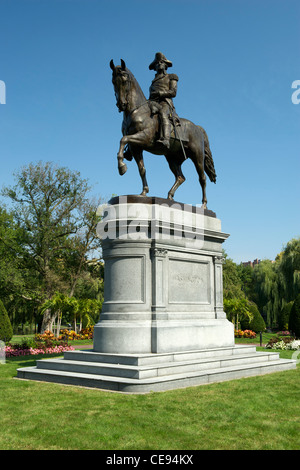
left=110, top=59, right=132, bottom=112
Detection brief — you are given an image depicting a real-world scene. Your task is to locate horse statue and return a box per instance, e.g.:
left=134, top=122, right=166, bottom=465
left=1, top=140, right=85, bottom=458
left=110, top=58, right=216, bottom=208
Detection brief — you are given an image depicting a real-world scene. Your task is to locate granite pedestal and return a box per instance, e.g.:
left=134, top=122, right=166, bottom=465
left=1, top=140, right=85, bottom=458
left=93, top=195, right=233, bottom=354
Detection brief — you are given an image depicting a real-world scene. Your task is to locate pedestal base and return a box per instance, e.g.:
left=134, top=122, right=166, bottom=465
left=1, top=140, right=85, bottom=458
left=93, top=318, right=234, bottom=354
left=17, top=345, right=296, bottom=393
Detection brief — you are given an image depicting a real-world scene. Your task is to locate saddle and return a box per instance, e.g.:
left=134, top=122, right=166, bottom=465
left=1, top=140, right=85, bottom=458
left=123, top=103, right=188, bottom=161
left=148, top=100, right=188, bottom=145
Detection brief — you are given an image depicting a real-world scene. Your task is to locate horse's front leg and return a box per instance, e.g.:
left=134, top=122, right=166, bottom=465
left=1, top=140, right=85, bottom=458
left=117, top=136, right=129, bottom=175
left=117, top=132, right=147, bottom=176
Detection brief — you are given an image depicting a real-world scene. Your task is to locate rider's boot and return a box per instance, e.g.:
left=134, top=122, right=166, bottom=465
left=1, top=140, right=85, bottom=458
left=157, top=116, right=171, bottom=149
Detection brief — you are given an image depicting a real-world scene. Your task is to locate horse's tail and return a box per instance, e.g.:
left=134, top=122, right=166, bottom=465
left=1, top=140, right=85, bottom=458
left=198, top=126, right=217, bottom=183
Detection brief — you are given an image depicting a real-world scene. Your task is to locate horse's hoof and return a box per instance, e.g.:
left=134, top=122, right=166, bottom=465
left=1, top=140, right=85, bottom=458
left=140, top=187, right=149, bottom=196
left=118, top=163, right=127, bottom=175
left=167, top=194, right=174, bottom=201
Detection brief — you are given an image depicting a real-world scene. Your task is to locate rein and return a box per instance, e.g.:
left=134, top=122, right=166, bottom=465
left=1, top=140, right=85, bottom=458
left=119, top=71, right=148, bottom=115
left=128, top=100, right=149, bottom=115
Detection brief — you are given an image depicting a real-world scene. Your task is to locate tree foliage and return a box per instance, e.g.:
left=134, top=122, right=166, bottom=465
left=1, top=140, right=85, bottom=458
left=0, top=299, right=13, bottom=343
left=241, top=302, right=266, bottom=333
left=0, top=161, right=104, bottom=333
left=223, top=237, right=300, bottom=329
left=278, top=238, right=300, bottom=302
left=289, top=294, right=300, bottom=338
left=223, top=297, right=252, bottom=329
left=222, top=252, right=244, bottom=300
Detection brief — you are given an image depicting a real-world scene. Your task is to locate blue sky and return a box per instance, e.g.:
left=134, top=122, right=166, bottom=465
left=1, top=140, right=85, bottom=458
left=0, top=0, right=299, bottom=263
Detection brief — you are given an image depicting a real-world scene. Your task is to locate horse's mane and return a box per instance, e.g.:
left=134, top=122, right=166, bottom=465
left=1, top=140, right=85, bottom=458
left=125, top=68, right=147, bottom=101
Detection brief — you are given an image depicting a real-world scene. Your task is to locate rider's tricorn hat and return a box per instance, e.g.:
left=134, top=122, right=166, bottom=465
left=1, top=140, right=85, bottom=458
left=149, top=52, right=173, bottom=70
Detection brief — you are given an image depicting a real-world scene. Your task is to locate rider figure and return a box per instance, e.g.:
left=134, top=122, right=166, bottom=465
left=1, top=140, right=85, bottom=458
left=148, top=52, right=179, bottom=149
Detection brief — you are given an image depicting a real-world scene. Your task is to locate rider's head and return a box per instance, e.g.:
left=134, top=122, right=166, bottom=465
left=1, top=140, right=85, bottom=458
left=149, top=52, right=172, bottom=73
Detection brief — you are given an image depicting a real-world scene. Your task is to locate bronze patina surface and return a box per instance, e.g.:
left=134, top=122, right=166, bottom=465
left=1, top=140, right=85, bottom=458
left=110, top=53, right=217, bottom=208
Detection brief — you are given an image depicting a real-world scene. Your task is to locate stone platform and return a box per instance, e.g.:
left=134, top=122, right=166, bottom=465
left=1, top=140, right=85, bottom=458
left=17, top=196, right=297, bottom=392
left=17, top=345, right=296, bottom=393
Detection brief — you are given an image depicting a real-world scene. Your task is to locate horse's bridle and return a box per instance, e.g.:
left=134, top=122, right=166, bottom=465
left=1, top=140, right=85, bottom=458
left=113, top=69, right=131, bottom=112
left=114, top=69, right=148, bottom=115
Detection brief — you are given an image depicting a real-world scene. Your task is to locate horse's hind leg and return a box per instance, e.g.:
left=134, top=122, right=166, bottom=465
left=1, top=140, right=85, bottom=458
left=167, top=159, right=186, bottom=200
left=191, top=151, right=207, bottom=208
left=134, top=151, right=149, bottom=196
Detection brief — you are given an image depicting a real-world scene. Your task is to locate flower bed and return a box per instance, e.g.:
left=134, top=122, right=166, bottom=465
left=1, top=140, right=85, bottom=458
left=266, top=339, right=300, bottom=350
left=58, top=326, right=94, bottom=341
left=5, top=344, right=74, bottom=357
left=4, top=327, right=94, bottom=358
left=235, top=329, right=257, bottom=339
left=5, top=329, right=78, bottom=357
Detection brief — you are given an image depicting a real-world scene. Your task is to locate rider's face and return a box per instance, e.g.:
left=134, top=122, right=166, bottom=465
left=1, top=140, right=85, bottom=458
left=155, top=61, right=167, bottom=73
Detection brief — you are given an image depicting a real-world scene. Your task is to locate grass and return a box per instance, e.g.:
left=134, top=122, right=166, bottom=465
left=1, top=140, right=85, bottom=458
left=0, top=346, right=299, bottom=450
left=235, top=331, right=278, bottom=345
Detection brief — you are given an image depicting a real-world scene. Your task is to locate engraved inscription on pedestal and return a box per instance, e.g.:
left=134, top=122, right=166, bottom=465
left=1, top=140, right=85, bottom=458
left=168, top=258, right=211, bottom=304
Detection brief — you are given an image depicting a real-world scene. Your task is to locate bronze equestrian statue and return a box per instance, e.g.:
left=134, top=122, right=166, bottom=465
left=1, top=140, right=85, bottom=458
left=110, top=53, right=216, bottom=208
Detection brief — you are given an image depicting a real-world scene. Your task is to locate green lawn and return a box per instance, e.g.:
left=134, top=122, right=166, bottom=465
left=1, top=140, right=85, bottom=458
left=0, top=348, right=299, bottom=450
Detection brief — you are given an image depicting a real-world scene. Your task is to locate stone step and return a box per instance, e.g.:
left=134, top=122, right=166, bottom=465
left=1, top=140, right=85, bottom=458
left=34, top=350, right=280, bottom=380
left=63, top=344, right=258, bottom=366
left=17, top=357, right=296, bottom=393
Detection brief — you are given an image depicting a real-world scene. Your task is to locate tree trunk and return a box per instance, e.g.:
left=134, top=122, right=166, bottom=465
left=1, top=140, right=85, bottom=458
left=56, top=312, right=62, bottom=338
left=41, top=308, right=55, bottom=333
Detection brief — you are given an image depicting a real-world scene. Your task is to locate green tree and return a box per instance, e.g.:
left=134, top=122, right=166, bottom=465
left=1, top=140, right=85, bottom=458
left=59, top=197, right=103, bottom=298
left=278, top=301, right=294, bottom=331
left=0, top=207, right=29, bottom=300
left=2, top=161, right=102, bottom=332
left=241, top=302, right=266, bottom=333
left=222, top=252, right=244, bottom=300
left=224, top=297, right=252, bottom=329
left=278, top=238, right=300, bottom=302
left=0, top=299, right=13, bottom=343
left=40, top=294, right=102, bottom=336
left=252, top=260, right=281, bottom=328
left=237, top=263, right=256, bottom=302
left=289, top=294, right=300, bottom=338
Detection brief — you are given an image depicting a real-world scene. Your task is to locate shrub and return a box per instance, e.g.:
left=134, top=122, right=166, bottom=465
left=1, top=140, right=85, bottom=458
left=0, top=299, right=13, bottom=343
left=278, top=302, right=293, bottom=331
left=241, top=302, right=266, bottom=333
left=289, top=294, right=300, bottom=338
left=266, top=336, right=292, bottom=348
